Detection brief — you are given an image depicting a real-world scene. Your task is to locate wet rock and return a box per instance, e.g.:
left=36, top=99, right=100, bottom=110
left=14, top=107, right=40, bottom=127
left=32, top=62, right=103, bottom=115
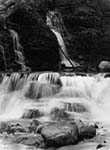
left=12, top=133, right=45, bottom=148
left=79, top=125, right=96, bottom=140
left=7, top=121, right=31, bottom=134
left=64, top=102, right=88, bottom=113
left=7, top=124, right=27, bottom=134
left=22, top=109, right=44, bottom=119
left=96, top=143, right=106, bottom=149
left=0, top=122, right=26, bottom=134
left=0, top=122, right=9, bottom=133
left=41, top=121, right=79, bottom=147
left=94, top=123, right=99, bottom=129
left=38, top=73, right=62, bottom=87
left=73, top=120, right=96, bottom=140
left=29, top=119, right=43, bottom=133
left=98, top=61, right=110, bottom=72
left=50, top=108, right=70, bottom=121
left=46, top=148, right=56, bottom=150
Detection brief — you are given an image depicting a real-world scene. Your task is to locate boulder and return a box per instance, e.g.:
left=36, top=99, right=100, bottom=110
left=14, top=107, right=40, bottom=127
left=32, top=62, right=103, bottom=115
left=12, top=133, right=45, bottom=148
left=73, top=120, right=96, bottom=140
left=6, top=124, right=27, bottom=134
left=41, top=121, right=79, bottom=147
left=79, top=125, right=96, bottom=140
left=28, top=119, right=43, bottom=133
left=98, top=60, right=110, bottom=72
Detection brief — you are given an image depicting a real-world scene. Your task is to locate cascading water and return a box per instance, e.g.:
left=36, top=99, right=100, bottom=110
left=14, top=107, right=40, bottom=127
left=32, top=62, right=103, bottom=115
left=50, top=29, right=79, bottom=67
left=0, top=72, right=109, bottom=122
left=10, top=29, right=29, bottom=72
left=0, top=45, right=7, bottom=69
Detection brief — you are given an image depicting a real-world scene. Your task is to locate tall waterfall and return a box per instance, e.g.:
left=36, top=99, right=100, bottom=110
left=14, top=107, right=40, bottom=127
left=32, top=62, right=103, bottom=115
left=10, top=29, right=29, bottom=71
left=51, top=29, right=79, bottom=67
left=0, top=72, right=109, bottom=122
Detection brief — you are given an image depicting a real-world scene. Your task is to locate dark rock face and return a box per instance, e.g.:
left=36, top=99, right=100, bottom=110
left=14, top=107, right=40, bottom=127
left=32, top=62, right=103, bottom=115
left=41, top=121, right=79, bottom=147
left=1, top=0, right=110, bottom=71
left=53, top=0, right=110, bottom=64
left=7, top=0, right=60, bottom=71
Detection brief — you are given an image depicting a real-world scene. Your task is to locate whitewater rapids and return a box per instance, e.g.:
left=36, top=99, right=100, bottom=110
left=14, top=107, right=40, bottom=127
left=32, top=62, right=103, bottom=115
left=0, top=72, right=108, bottom=123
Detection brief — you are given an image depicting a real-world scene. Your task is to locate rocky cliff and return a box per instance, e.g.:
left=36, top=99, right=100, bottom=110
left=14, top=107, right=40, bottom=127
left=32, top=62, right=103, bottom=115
left=1, top=0, right=110, bottom=71
left=54, top=0, right=110, bottom=65
left=0, top=0, right=61, bottom=71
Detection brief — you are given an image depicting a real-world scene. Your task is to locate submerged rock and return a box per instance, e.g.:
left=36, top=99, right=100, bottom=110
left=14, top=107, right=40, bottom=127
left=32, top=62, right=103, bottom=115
left=56, top=142, right=98, bottom=150
left=50, top=108, right=70, bottom=121
left=24, top=81, right=60, bottom=99
left=64, top=102, right=88, bottom=113
left=22, top=109, right=44, bottom=119
left=41, top=121, right=79, bottom=147
left=12, top=133, right=45, bottom=148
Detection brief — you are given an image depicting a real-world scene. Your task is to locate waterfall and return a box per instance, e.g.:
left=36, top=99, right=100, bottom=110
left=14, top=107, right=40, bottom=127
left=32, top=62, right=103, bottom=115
left=51, top=29, right=79, bottom=67
left=0, top=45, right=7, bottom=69
left=0, top=72, right=109, bottom=122
left=10, top=29, right=30, bottom=72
